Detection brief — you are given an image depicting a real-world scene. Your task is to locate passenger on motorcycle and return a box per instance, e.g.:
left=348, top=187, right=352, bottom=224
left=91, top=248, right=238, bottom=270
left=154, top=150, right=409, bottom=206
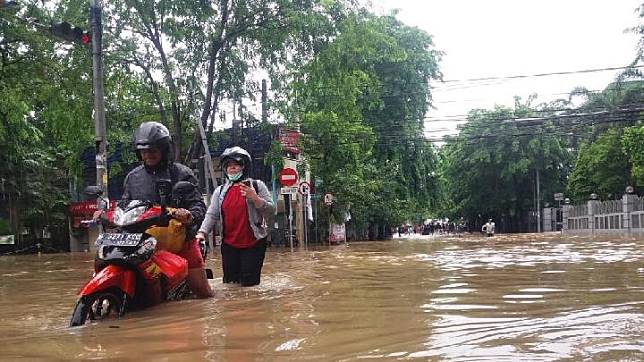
left=120, top=121, right=214, bottom=298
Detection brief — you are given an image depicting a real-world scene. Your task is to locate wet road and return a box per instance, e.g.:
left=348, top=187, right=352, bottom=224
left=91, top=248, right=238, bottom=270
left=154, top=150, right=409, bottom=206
left=0, top=233, right=642, bottom=361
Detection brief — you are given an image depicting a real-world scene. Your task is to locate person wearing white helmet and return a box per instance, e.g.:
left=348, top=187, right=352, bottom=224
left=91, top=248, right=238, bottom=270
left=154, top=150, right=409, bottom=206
left=197, top=146, right=275, bottom=286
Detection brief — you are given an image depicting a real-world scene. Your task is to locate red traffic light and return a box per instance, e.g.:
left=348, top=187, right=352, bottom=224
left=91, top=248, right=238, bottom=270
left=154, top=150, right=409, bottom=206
left=49, top=21, right=91, bottom=46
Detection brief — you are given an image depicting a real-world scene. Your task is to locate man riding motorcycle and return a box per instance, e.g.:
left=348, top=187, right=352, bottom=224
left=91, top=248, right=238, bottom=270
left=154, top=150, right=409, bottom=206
left=111, top=121, right=214, bottom=298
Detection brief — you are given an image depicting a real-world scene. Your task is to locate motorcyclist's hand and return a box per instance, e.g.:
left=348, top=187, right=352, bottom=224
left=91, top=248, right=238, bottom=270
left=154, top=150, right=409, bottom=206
left=172, top=208, right=193, bottom=224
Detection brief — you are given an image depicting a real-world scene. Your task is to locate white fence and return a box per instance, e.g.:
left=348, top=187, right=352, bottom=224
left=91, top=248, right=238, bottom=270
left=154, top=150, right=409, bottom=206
left=562, top=195, right=644, bottom=236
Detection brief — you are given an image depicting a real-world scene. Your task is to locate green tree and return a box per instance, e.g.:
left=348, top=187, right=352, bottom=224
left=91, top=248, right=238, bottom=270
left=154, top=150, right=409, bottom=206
left=567, top=129, right=632, bottom=201
left=566, top=81, right=644, bottom=200
left=622, top=125, right=644, bottom=186
left=104, top=0, right=354, bottom=161
left=0, top=2, right=95, bottom=246
left=291, top=13, right=442, bottom=239
left=439, top=99, right=571, bottom=232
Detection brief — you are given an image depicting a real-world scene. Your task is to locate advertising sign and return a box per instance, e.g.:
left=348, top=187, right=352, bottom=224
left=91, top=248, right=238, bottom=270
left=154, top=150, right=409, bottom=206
left=329, top=223, right=346, bottom=243
left=278, top=127, right=300, bottom=155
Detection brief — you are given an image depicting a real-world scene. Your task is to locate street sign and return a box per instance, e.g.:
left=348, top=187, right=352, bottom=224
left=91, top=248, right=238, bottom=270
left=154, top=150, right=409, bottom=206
left=280, top=187, right=298, bottom=195
left=554, top=193, right=564, bottom=201
left=278, top=167, right=298, bottom=187
left=323, top=193, right=334, bottom=206
left=298, top=181, right=311, bottom=195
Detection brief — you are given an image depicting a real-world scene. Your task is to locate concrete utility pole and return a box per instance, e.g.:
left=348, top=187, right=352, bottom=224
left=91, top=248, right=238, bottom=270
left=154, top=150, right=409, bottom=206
left=90, top=0, right=107, bottom=199
left=536, top=168, right=541, bottom=232
left=262, top=79, right=278, bottom=209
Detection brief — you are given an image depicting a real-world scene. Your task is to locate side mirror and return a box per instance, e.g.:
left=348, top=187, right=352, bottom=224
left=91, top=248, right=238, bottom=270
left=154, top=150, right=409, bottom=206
left=84, top=185, right=103, bottom=196
left=172, top=181, right=195, bottom=198
left=156, top=179, right=172, bottom=198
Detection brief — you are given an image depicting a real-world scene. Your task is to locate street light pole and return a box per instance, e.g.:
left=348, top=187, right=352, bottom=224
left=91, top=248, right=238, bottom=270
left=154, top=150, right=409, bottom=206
left=89, top=0, right=107, bottom=199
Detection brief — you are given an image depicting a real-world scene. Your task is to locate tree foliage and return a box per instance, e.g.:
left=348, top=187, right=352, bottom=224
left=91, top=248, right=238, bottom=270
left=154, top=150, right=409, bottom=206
left=291, top=12, right=442, bottom=239
left=566, top=81, right=644, bottom=200
left=438, top=99, right=571, bottom=232
left=622, top=125, right=644, bottom=185
left=0, top=2, right=94, bottom=245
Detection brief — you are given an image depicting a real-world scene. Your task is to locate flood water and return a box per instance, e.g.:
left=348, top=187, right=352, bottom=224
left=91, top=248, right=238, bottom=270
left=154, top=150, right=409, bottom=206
left=0, top=233, right=643, bottom=361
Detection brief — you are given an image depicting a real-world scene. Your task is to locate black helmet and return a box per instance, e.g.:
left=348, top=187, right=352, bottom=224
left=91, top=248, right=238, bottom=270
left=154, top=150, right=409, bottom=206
left=133, top=122, right=172, bottom=161
left=220, top=146, right=251, bottom=179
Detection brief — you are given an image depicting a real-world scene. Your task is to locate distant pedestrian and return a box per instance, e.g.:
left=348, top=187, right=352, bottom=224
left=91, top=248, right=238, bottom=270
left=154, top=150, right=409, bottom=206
left=482, top=219, right=495, bottom=237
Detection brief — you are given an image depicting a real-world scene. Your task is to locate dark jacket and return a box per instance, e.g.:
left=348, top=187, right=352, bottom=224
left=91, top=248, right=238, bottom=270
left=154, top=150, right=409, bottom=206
left=122, top=163, right=206, bottom=234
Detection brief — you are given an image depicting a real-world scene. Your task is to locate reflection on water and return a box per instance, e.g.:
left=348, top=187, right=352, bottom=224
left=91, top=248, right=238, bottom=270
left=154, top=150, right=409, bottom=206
left=0, top=233, right=642, bottom=361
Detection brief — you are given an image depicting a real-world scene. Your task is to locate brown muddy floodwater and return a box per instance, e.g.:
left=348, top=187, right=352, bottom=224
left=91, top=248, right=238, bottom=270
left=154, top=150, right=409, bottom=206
left=0, top=233, right=643, bottom=361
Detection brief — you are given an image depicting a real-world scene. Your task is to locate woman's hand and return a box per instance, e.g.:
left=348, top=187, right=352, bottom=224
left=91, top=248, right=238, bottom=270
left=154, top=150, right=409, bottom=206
left=240, top=183, right=263, bottom=208
left=239, top=183, right=258, bottom=201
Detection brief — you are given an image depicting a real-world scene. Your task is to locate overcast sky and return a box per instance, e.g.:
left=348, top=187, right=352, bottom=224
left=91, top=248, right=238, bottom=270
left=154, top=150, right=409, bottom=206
left=373, top=0, right=642, bottom=140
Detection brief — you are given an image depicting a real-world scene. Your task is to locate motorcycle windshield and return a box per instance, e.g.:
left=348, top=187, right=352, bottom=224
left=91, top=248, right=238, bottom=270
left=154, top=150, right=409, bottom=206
left=112, top=201, right=150, bottom=227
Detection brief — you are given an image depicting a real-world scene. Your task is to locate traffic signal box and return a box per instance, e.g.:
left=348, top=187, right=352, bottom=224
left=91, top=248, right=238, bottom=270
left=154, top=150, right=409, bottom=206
left=0, top=1, right=19, bottom=8
left=48, top=21, right=91, bottom=45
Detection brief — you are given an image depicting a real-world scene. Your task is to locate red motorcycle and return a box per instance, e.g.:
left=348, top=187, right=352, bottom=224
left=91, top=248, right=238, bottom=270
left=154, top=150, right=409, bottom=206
left=69, top=180, right=207, bottom=327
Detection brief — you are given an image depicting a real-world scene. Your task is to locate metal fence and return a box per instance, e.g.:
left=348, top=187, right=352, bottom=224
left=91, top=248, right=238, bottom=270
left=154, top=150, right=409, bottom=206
left=562, top=194, right=644, bottom=235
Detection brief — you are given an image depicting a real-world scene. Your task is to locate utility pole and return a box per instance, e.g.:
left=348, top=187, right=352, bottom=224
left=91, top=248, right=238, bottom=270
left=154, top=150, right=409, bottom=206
left=536, top=168, right=541, bottom=233
left=262, top=80, right=277, bottom=206
left=90, top=0, right=107, bottom=200
left=262, top=79, right=280, bottom=246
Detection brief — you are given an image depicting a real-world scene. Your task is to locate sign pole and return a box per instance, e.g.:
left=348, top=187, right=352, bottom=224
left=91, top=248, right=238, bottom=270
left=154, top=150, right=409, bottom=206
left=302, top=192, right=307, bottom=249
left=287, top=194, right=293, bottom=251
left=315, top=196, right=319, bottom=244
left=278, top=167, right=298, bottom=251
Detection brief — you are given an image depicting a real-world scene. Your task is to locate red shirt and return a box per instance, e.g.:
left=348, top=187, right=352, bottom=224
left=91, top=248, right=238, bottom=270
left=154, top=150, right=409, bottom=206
left=222, top=184, right=257, bottom=248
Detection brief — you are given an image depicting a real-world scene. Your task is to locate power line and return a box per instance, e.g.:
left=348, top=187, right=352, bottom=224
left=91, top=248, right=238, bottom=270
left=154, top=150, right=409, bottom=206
left=298, top=108, right=642, bottom=148
left=438, top=65, right=644, bottom=84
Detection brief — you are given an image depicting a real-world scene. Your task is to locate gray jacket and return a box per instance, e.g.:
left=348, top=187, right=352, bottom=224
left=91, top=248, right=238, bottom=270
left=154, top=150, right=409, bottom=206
left=198, top=179, right=275, bottom=242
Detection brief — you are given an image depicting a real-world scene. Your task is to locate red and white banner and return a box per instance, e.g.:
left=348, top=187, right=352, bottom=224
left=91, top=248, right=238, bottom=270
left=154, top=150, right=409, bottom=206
left=329, top=223, right=346, bottom=243
left=67, top=200, right=116, bottom=217
left=278, top=127, right=300, bottom=154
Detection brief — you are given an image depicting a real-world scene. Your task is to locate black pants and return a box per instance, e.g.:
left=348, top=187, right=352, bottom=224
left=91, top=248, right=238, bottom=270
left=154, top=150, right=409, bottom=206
left=221, top=238, right=267, bottom=286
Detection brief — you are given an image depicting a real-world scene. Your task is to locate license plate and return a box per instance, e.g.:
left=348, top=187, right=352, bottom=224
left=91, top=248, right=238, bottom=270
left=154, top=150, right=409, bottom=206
left=96, top=233, right=142, bottom=246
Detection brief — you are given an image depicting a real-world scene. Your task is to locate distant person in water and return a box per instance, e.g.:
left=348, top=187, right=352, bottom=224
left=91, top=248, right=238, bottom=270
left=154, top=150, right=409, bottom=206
left=482, top=219, right=495, bottom=237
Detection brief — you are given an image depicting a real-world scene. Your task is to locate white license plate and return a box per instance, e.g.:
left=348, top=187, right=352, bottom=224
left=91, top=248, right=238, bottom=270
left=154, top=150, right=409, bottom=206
left=96, top=233, right=142, bottom=247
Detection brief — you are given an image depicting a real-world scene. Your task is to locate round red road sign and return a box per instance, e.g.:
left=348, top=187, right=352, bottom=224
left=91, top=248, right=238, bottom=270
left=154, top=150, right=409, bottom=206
left=278, top=167, right=298, bottom=187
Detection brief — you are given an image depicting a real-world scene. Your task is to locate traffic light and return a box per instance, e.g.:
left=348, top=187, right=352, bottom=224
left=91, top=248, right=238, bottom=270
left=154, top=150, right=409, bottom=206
left=0, top=0, right=19, bottom=8
left=48, top=21, right=91, bottom=45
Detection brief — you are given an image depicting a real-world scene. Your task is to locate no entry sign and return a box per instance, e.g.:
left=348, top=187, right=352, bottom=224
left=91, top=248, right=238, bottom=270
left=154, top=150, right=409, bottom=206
left=278, top=167, right=298, bottom=187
